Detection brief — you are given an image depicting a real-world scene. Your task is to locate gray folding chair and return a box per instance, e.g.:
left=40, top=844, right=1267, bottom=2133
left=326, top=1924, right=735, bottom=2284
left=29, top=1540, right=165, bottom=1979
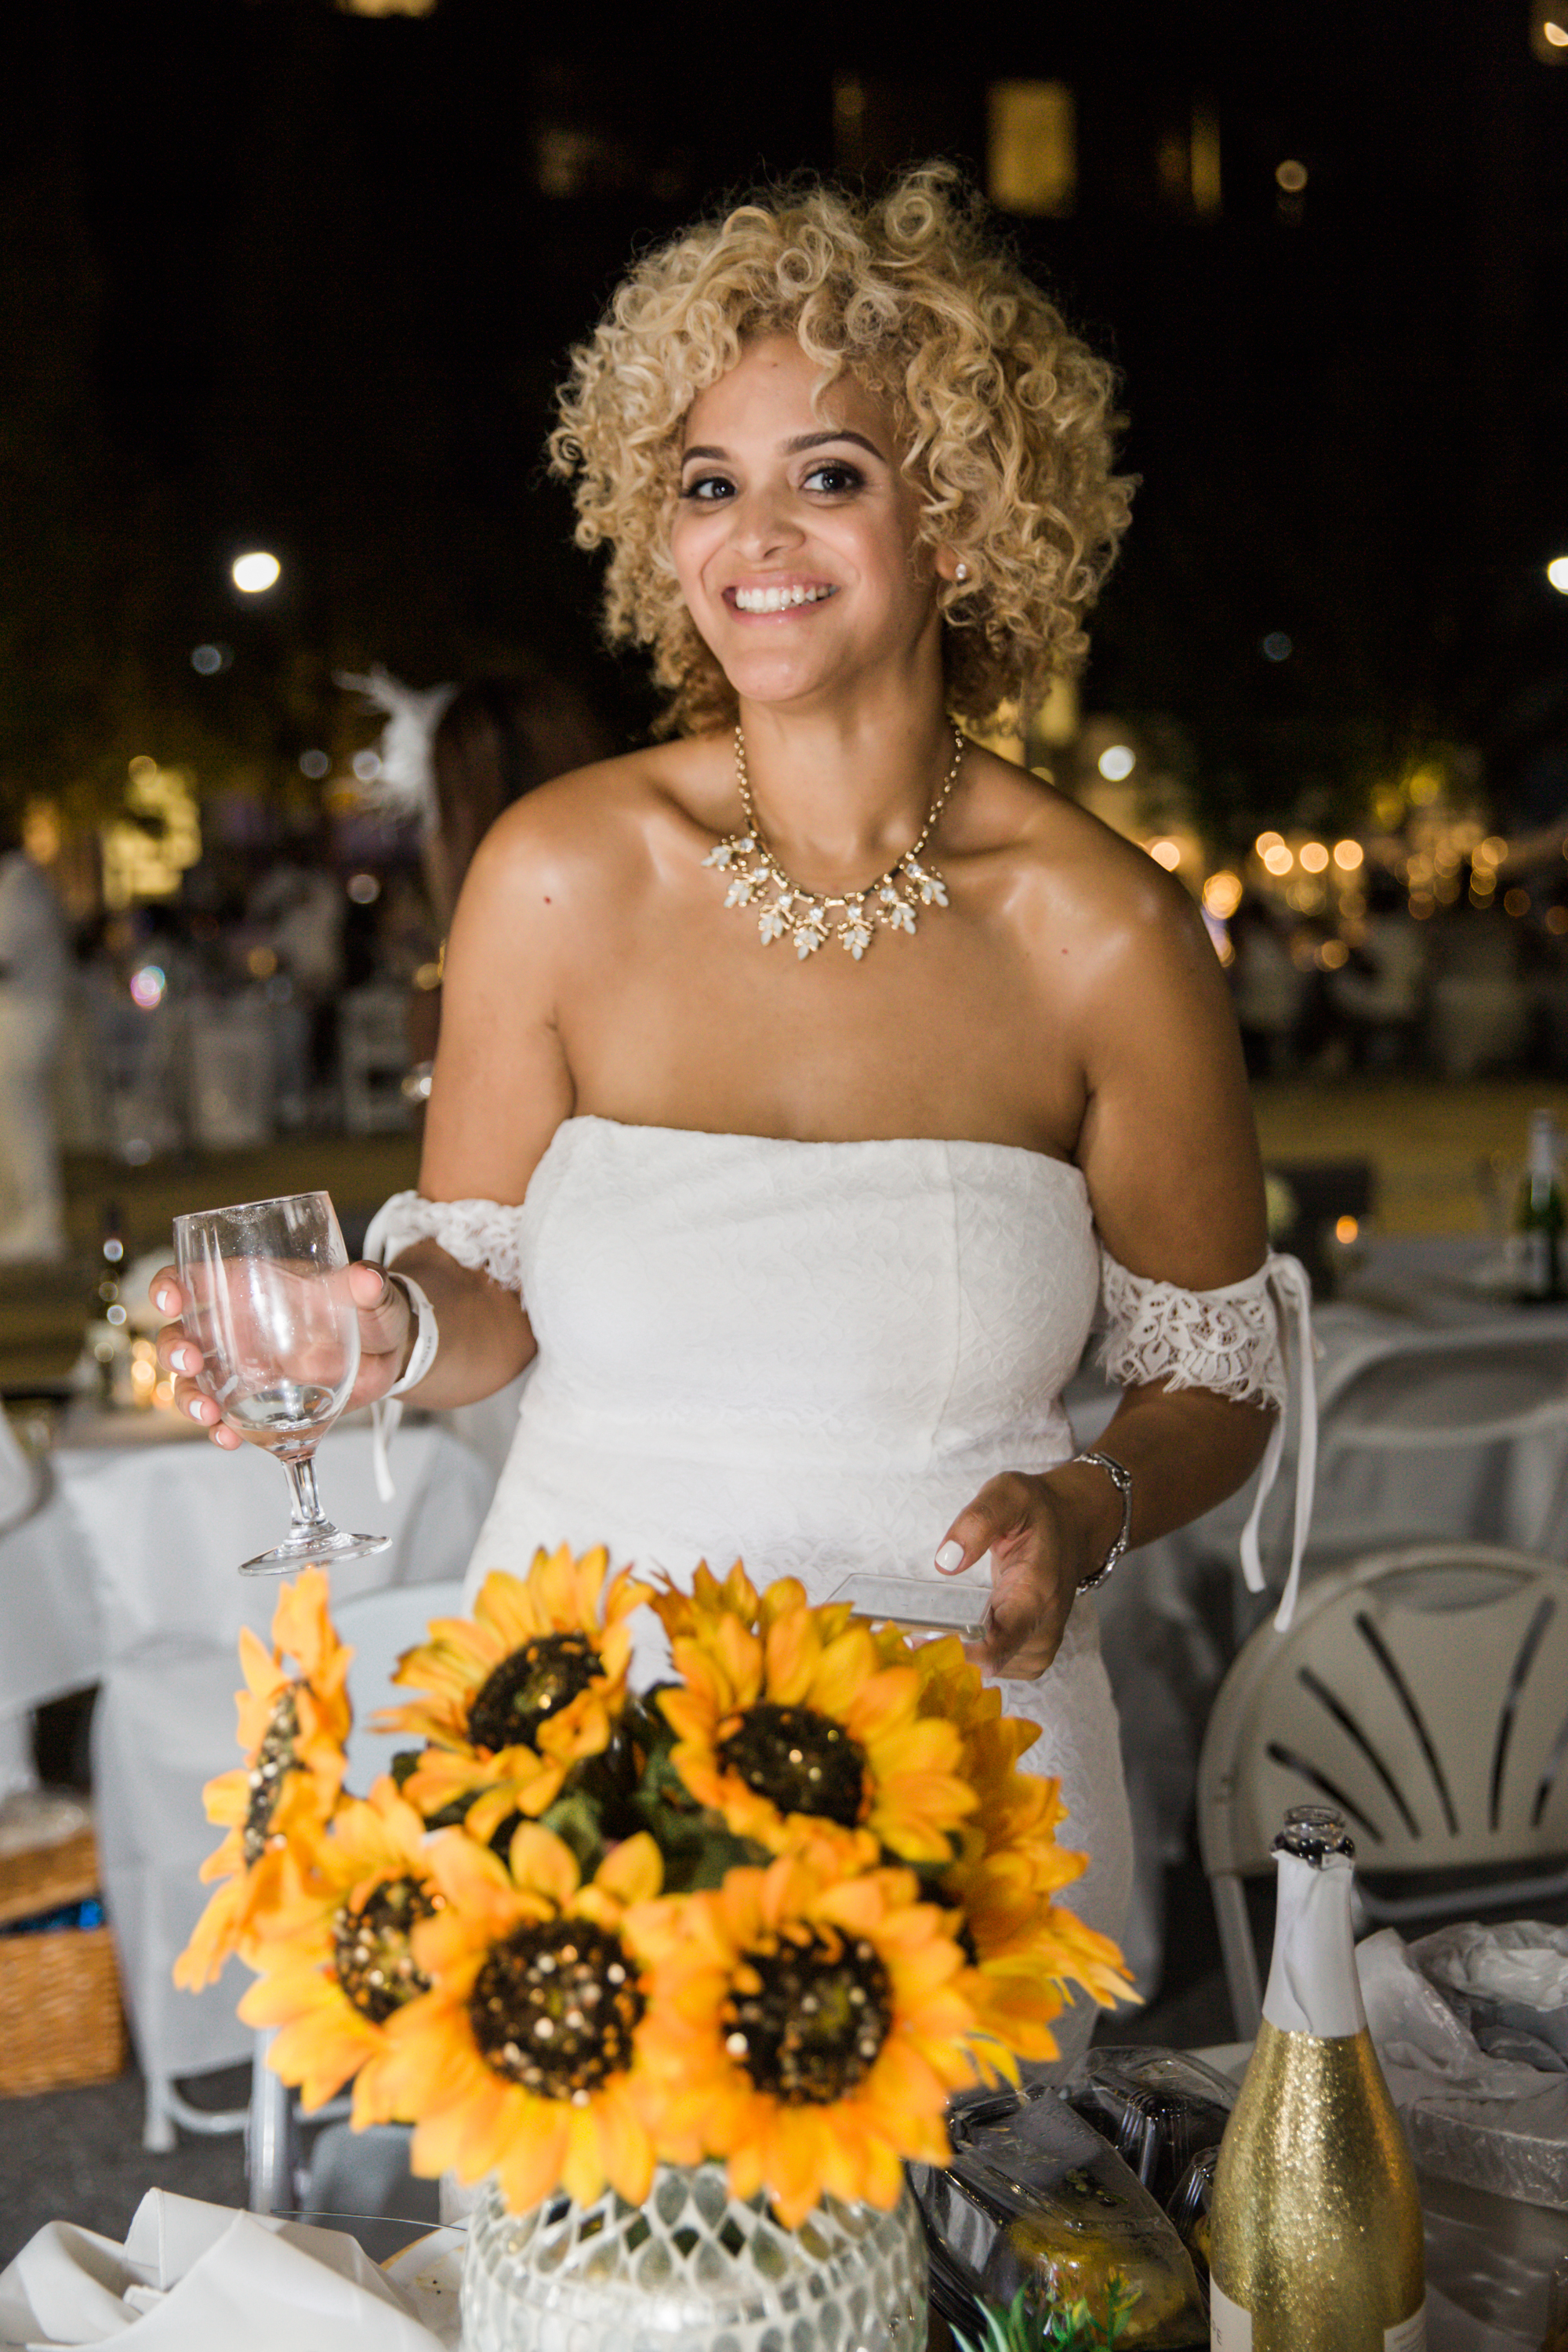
left=1197, top=1544, right=1568, bottom=2037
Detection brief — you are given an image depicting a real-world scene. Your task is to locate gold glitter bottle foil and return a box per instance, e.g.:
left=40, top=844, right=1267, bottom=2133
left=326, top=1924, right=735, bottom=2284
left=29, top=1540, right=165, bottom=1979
left=1208, top=1806, right=1425, bottom=2350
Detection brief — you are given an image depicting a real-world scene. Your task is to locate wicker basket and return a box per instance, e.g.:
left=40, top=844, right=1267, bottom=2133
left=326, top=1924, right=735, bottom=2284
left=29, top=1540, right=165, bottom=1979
left=0, top=1822, right=127, bottom=2097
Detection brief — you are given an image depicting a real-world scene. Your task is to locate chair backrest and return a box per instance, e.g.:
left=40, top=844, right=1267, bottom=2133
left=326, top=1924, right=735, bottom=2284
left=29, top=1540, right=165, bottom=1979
left=1200, top=1543, right=1568, bottom=1878
left=1315, top=1326, right=1568, bottom=1457
left=1197, top=1544, right=1568, bottom=2031
left=335, top=1578, right=463, bottom=1797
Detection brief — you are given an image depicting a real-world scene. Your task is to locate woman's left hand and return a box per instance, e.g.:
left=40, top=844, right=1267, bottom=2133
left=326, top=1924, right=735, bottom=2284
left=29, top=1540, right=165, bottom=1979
left=935, top=1466, right=1118, bottom=1679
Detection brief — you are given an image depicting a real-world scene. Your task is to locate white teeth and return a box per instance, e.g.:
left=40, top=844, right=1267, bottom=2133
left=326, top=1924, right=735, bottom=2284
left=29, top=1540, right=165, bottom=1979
left=734, top=584, right=831, bottom=613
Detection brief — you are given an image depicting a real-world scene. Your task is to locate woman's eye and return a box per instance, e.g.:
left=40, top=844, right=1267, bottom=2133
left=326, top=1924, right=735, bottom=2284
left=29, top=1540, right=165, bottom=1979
left=680, top=474, right=733, bottom=502
left=804, top=462, right=864, bottom=495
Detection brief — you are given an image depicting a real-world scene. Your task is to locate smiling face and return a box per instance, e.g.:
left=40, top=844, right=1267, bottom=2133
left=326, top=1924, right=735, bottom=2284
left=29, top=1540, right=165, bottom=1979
left=670, top=335, right=948, bottom=717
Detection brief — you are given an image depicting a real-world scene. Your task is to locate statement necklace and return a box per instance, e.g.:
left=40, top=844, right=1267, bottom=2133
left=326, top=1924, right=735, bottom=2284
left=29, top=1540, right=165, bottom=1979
left=703, top=721, right=966, bottom=960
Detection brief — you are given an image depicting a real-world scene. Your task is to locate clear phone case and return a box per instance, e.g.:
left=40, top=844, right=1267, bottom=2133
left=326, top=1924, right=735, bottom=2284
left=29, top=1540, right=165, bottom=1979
left=827, top=1572, right=989, bottom=1641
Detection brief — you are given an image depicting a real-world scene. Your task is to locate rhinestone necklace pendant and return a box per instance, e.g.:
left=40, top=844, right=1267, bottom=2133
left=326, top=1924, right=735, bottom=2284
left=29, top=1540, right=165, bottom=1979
left=708, top=723, right=965, bottom=963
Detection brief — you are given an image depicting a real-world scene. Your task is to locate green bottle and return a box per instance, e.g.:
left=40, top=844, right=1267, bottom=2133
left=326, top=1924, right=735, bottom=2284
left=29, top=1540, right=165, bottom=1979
left=1513, top=1109, right=1566, bottom=1302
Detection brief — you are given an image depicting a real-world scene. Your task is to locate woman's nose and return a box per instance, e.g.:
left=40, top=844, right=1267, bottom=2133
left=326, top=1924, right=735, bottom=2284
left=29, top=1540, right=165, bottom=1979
left=728, top=485, right=804, bottom=561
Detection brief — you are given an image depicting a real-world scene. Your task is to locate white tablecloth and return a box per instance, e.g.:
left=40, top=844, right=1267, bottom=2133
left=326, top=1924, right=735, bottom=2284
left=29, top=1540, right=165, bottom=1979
left=0, top=1410, right=490, bottom=1726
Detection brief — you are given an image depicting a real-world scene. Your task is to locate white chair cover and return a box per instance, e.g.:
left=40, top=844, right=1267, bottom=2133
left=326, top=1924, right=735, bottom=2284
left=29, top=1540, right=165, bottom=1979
left=82, top=1422, right=494, bottom=2137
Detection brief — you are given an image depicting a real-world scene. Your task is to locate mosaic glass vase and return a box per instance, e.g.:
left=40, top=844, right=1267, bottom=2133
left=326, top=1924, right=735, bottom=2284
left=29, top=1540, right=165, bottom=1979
left=459, top=2161, right=929, bottom=2352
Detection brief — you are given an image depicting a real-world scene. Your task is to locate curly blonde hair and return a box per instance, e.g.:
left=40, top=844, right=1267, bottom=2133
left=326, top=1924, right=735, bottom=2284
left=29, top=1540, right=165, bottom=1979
left=548, top=165, right=1134, bottom=736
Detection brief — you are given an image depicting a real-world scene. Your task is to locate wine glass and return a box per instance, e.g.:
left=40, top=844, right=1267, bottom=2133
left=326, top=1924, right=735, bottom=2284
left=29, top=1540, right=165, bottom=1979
left=173, top=1190, right=390, bottom=1575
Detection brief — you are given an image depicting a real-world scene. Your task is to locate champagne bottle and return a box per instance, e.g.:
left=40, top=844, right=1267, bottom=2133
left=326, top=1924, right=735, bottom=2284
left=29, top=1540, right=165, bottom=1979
left=1512, top=1109, right=1565, bottom=1302
left=1208, top=1806, right=1425, bottom=2350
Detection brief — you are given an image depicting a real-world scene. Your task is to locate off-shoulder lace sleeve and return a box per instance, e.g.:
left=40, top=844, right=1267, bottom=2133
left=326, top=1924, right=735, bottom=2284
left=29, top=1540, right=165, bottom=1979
left=1096, top=1247, right=1319, bottom=1634
left=1096, top=1252, right=1288, bottom=1410
left=363, top=1189, right=527, bottom=1295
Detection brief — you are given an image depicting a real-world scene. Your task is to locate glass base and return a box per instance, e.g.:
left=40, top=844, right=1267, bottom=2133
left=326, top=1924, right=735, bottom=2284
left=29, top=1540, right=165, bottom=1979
left=240, top=1526, right=392, bottom=1576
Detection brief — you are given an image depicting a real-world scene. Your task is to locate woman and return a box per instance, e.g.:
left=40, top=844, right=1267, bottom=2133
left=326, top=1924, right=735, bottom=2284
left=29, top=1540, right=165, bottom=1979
left=158, top=169, right=1296, bottom=2045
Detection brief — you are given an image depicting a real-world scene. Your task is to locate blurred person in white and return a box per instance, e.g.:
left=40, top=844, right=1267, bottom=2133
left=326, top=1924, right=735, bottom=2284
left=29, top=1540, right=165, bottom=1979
left=1229, top=891, right=1306, bottom=1078
left=1329, top=865, right=1428, bottom=1071
left=0, top=802, right=69, bottom=1262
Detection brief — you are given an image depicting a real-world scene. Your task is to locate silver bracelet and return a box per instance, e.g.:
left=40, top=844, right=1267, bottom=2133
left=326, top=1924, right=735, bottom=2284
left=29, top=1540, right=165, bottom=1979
left=1071, top=1450, right=1133, bottom=1590
left=383, top=1271, right=440, bottom=1396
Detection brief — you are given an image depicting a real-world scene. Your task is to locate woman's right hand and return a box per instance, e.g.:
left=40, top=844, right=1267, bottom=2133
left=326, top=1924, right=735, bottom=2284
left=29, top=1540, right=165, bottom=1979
left=151, top=1262, right=416, bottom=1447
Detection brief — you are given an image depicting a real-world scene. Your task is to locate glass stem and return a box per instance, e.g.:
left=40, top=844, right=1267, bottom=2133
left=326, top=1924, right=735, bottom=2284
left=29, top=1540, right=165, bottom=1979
left=282, top=1451, right=332, bottom=1541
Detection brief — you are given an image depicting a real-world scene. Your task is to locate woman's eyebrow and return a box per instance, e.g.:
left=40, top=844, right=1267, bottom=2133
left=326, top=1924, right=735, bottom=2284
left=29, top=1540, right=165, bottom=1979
left=679, top=429, right=887, bottom=465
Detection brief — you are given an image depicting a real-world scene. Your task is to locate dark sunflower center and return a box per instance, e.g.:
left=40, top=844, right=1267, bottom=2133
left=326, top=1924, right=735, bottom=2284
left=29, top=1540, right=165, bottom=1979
left=467, top=1633, right=600, bottom=1753
left=242, top=1686, right=301, bottom=1867
left=721, top=1927, right=892, bottom=2105
left=332, top=1875, right=439, bottom=2024
left=469, top=1918, right=643, bottom=2102
left=717, top=1703, right=867, bottom=1828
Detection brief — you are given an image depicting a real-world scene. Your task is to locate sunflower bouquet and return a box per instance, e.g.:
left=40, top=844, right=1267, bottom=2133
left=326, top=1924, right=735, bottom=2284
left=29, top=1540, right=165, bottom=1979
left=179, top=1548, right=1132, bottom=2230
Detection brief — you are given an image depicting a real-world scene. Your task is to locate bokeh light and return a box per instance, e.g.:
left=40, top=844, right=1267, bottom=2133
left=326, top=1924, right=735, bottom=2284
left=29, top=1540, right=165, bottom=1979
left=129, top=964, right=166, bottom=1010
left=1203, top=871, right=1243, bottom=918
left=1332, top=839, right=1364, bottom=871
left=1261, top=842, right=1294, bottom=877
left=1548, top=555, right=1568, bottom=593
left=1147, top=838, right=1181, bottom=870
left=1299, top=841, right=1329, bottom=873
left=231, top=550, right=281, bottom=593
left=347, top=872, right=381, bottom=904
left=1098, top=743, right=1135, bottom=781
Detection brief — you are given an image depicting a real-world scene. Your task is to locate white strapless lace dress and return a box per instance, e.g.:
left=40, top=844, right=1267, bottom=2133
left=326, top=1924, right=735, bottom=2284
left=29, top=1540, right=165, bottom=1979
left=441, top=1118, right=1130, bottom=1958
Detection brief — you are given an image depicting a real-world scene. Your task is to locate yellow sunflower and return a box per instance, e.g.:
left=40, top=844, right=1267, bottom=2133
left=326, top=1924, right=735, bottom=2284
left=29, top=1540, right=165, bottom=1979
left=237, top=1777, right=443, bottom=2124
left=381, top=1548, right=648, bottom=1828
left=377, top=1822, right=664, bottom=2213
left=660, top=1593, right=975, bottom=1867
left=175, top=1570, right=352, bottom=1989
left=651, top=1560, right=854, bottom=1650
left=633, top=1853, right=975, bottom=2228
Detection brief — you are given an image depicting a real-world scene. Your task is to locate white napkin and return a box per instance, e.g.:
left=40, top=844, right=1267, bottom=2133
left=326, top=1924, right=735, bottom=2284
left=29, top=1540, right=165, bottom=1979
left=0, top=2190, right=444, bottom=2351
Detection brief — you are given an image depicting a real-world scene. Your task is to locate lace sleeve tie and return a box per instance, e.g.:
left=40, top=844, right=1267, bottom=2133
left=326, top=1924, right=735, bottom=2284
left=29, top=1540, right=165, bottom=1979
left=360, top=1189, right=528, bottom=1502
left=1098, top=1247, right=1318, bottom=1632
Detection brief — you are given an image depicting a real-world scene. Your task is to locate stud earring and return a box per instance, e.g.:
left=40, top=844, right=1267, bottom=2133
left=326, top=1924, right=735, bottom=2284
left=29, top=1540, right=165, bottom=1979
left=954, top=561, right=969, bottom=583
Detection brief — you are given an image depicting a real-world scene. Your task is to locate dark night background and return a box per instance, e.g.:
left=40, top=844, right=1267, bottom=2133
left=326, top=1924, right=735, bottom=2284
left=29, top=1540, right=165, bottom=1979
left=3, top=1, right=1566, bottom=849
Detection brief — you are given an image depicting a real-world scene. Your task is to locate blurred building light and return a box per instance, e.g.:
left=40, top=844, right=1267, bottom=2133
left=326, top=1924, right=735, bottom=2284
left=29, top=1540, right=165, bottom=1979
left=191, top=644, right=224, bottom=675
left=1261, top=632, right=1292, bottom=661
left=988, top=82, right=1076, bottom=217
left=1407, top=768, right=1442, bottom=806
left=1147, top=839, right=1182, bottom=871
left=1190, top=106, right=1222, bottom=216
left=1275, top=159, right=1308, bottom=193
left=1332, top=839, right=1364, bottom=871
left=129, top=964, right=166, bottom=1010
left=1409, top=893, right=1435, bottom=919
left=1334, top=1214, right=1359, bottom=1244
left=347, top=872, right=381, bottom=905
left=1203, top=870, right=1243, bottom=918
left=247, top=946, right=278, bottom=980
left=1531, top=4, right=1568, bottom=58
left=1504, top=888, right=1531, bottom=917
left=1261, top=843, right=1294, bottom=877
left=1548, top=555, right=1568, bottom=593
left=352, top=749, right=382, bottom=782
left=232, top=550, right=281, bottom=593
left=1254, top=830, right=1285, bottom=855
left=337, top=0, right=437, bottom=13
left=299, top=750, right=329, bottom=779
left=1319, top=938, right=1348, bottom=969
left=1299, top=841, right=1330, bottom=873
left=1098, top=743, right=1135, bottom=781
left=129, top=755, right=157, bottom=780
left=1477, top=835, right=1509, bottom=866
left=1548, top=905, right=1568, bottom=935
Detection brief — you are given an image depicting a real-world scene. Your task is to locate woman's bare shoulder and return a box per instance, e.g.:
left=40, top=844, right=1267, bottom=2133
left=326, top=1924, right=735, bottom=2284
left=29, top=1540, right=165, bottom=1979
left=465, top=738, right=728, bottom=895
left=957, top=746, right=1203, bottom=967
